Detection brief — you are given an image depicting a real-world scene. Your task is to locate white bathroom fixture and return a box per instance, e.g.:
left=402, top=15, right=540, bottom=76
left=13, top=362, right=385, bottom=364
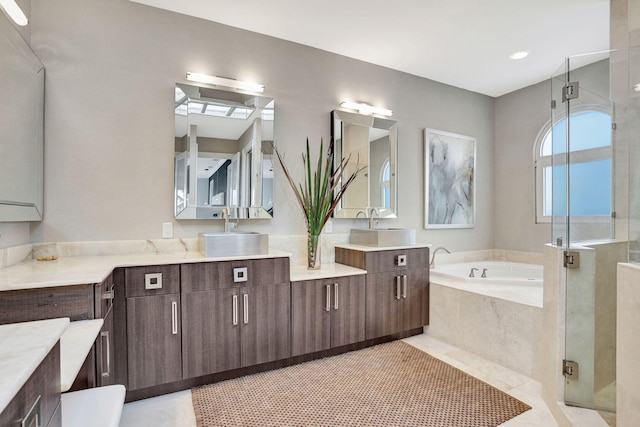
left=186, top=72, right=264, bottom=93
left=0, top=0, right=28, bottom=26
left=340, top=101, right=392, bottom=117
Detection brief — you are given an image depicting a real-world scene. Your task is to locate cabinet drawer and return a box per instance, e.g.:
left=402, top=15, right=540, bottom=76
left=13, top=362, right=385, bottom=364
left=125, top=265, right=180, bottom=297
left=364, top=248, right=429, bottom=273
left=182, top=258, right=290, bottom=292
left=365, top=250, right=410, bottom=273
left=0, top=285, right=94, bottom=325
left=181, top=262, right=221, bottom=292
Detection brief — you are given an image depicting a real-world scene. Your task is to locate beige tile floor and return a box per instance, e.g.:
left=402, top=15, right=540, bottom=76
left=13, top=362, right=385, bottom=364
left=119, top=334, right=608, bottom=427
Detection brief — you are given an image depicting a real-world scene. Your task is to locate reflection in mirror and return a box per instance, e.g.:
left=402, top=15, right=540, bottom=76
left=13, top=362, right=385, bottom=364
left=0, top=16, right=44, bottom=221
left=174, top=84, right=274, bottom=219
left=332, top=110, right=397, bottom=219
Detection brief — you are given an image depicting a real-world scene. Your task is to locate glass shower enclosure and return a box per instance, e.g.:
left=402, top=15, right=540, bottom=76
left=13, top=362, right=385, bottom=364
left=551, top=47, right=640, bottom=413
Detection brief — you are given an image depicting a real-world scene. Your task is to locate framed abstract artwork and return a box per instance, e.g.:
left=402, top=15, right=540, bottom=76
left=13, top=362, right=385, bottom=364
left=424, top=129, right=476, bottom=228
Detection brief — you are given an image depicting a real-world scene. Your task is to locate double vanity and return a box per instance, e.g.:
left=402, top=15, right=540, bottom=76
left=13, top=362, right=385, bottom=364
left=0, top=237, right=429, bottom=424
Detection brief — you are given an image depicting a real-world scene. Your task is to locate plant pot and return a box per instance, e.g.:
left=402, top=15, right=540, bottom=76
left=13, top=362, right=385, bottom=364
left=307, top=233, right=321, bottom=270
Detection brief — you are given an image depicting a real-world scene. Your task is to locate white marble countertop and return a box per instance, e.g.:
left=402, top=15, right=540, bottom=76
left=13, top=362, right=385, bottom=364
left=0, top=250, right=290, bottom=292
left=0, top=317, right=70, bottom=413
left=60, top=319, right=104, bottom=392
left=290, top=263, right=367, bottom=282
left=335, top=243, right=431, bottom=252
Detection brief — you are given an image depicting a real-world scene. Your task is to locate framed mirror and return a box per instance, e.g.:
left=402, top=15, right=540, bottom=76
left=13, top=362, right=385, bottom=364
left=0, top=16, right=45, bottom=222
left=174, top=84, right=274, bottom=219
left=332, top=110, right=397, bottom=218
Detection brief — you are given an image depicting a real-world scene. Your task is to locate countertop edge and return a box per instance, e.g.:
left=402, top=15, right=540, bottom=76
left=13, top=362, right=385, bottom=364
left=335, top=243, right=431, bottom=252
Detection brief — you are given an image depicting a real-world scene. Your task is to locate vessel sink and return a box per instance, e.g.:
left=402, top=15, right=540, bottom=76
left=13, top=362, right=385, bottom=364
left=200, top=232, right=269, bottom=257
left=349, top=228, right=416, bottom=247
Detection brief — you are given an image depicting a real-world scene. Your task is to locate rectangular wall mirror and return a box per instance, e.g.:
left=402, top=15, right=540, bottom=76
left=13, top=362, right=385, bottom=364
left=174, top=83, right=274, bottom=219
left=332, top=110, right=397, bottom=218
left=0, top=16, right=45, bottom=222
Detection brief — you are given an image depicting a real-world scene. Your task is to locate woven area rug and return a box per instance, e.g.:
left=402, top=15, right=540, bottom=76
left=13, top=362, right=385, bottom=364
left=191, top=341, right=531, bottom=426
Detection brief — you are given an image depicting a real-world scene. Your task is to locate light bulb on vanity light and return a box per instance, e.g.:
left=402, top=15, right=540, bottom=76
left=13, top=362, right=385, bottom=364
left=0, top=0, right=28, bottom=26
left=185, top=72, right=264, bottom=93
left=340, top=100, right=393, bottom=117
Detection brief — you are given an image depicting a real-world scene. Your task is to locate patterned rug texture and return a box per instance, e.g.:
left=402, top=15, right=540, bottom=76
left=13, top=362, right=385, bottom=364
left=191, top=341, right=531, bottom=426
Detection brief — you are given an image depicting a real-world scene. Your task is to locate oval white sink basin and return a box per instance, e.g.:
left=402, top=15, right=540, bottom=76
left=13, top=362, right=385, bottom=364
left=199, top=232, right=269, bottom=257
left=349, top=228, right=416, bottom=247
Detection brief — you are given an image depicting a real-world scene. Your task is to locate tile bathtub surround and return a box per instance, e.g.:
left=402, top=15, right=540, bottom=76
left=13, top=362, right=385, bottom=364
left=617, top=262, right=640, bottom=426
left=427, top=282, right=543, bottom=378
left=0, top=317, right=70, bottom=413
left=30, top=234, right=351, bottom=267
left=433, top=249, right=544, bottom=267
left=33, top=238, right=200, bottom=259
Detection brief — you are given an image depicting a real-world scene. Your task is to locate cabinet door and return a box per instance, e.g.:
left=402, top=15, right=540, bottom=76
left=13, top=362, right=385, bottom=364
left=291, top=280, right=331, bottom=356
left=95, top=277, right=115, bottom=387
left=365, top=272, right=402, bottom=339
left=95, top=307, right=114, bottom=386
left=241, top=283, right=291, bottom=367
left=126, top=294, right=182, bottom=390
left=181, top=289, right=241, bottom=378
left=330, top=275, right=365, bottom=348
left=401, top=267, right=430, bottom=331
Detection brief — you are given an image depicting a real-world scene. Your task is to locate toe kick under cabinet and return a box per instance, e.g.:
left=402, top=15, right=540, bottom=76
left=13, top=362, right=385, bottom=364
left=335, top=246, right=430, bottom=340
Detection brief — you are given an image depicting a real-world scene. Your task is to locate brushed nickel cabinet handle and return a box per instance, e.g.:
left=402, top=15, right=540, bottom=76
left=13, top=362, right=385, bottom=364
left=325, top=284, right=331, bottom=312
left=243, top=293, right=249, bottom=324
left=402, top=275, right=407, bottom=299
left=232, top=295, right=238, bottom=325
left=171, top=301, right=178, bottom=335
left=333, top=283, right=339, bottom=310
left=395, top=276, right=401, bottom=300
left=101, top=331, right=110, bottom=378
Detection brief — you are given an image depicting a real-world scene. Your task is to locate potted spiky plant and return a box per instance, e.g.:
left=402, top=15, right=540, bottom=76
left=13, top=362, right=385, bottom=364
left=275, top=138, right=366, bottom=269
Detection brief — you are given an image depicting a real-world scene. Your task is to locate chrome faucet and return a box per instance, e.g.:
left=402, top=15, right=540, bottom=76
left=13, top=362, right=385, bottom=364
left=429, top=246, right=451, bottom=269
left=469, top=268, right=478, bottom=278
left=481, top=268, right=488, bottom=278
left=221, top=207, right=236, bottom=233
left=368, top=207, right=379, bottom=230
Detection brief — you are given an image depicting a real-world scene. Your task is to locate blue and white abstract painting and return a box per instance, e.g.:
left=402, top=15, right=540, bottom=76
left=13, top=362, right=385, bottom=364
left=425, top=129, right=475, bottom=228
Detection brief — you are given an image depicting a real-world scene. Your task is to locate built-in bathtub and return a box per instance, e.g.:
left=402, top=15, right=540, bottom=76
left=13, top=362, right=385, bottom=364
left=430, top=261, right=543, bottom=308
left=427, top=260, right=543, bottom=378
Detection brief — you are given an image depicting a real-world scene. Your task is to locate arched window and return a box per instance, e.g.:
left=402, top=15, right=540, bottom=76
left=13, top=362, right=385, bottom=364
left=534, top=110, right=612, bottom=223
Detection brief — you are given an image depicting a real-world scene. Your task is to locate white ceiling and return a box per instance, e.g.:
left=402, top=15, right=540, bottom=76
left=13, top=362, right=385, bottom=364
left=132, top=0, right=610, bottom=97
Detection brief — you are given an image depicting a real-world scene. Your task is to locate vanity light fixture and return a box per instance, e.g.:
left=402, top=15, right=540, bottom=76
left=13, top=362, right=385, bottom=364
left=0, top=0, right=28, bottom=26
left=186, top=72, right=264, bottom=93
left=340, top=101, right=393, bottom=117
left=634, top=83, right=640, bottom=92
left=508, top=50, right=529, bottom=60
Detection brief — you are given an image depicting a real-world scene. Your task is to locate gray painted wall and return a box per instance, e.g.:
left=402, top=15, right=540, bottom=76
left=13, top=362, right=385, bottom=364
left=18, top=0, right=495, bottom=251
left=493, top=80, right=551, bottom=252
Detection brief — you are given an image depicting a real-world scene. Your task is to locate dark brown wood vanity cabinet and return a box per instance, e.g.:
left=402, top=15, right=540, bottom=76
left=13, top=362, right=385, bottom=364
left=180, top=257, right=291, bottom=379
left=0, top=343, right=62, bottom=427
left=94, top=273, right=115, bottom=387
left=291, top=275, right=365, bottom=356
left=336, top=247, right=430, bottom=339
left=124, top=265, right=182, bottom=390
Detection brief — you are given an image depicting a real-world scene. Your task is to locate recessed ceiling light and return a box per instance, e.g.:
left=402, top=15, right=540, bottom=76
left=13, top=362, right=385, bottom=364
left=509, top=51, right=529, bottom=60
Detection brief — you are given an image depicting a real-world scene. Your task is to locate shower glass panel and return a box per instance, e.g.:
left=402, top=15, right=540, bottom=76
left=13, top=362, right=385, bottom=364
left=554, top=51, right=620, bottom=412
left=628, top=46, right=640, bottom=262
